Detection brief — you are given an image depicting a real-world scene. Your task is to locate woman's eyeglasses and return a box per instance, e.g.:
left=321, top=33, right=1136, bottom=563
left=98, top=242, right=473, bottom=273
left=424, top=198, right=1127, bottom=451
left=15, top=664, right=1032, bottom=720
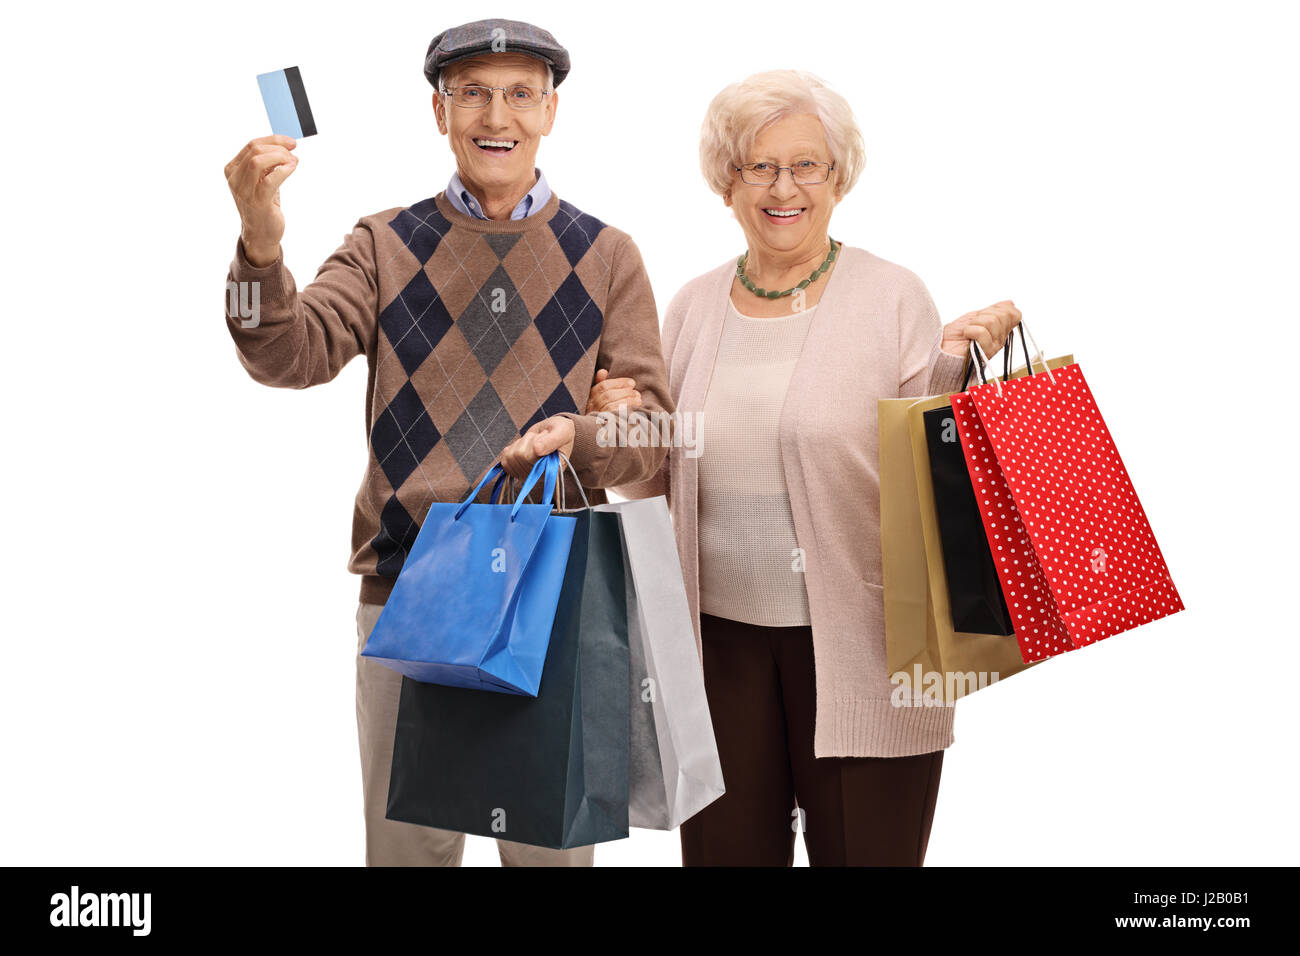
left=734, top=161, right=835, bottom=185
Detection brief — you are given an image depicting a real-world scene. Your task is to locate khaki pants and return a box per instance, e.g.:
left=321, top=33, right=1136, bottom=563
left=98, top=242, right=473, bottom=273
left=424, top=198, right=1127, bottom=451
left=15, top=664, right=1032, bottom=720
left=354, top=602, right=594, bottom=867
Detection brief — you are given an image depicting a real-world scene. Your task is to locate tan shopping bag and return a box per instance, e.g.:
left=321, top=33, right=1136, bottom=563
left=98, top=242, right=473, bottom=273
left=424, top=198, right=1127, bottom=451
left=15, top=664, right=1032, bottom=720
left=880, top=354, right=1073, bottom=702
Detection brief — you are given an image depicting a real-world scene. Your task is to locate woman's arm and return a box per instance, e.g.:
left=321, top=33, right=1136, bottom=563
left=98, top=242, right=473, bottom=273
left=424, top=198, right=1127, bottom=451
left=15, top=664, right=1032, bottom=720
left=899, top=276, right=1021, bottom=397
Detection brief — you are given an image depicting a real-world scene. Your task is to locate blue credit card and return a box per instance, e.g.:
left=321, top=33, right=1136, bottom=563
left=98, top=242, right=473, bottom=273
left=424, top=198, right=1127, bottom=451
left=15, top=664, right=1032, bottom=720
left=256, top=66, right=317, bottom=138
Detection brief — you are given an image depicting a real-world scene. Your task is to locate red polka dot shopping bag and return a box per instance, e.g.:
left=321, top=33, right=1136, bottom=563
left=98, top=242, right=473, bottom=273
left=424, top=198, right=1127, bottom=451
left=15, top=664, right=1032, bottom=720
left=948, top=324, right=1184, bottom=663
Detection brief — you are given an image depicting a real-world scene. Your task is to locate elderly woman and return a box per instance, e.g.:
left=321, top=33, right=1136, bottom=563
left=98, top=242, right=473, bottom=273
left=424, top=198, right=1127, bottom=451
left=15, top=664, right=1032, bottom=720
left=595, top=70, right=1022, bottom=866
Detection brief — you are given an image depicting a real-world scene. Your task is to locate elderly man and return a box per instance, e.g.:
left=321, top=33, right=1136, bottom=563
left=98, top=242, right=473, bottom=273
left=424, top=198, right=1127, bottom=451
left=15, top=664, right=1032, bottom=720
left=223, top=19, right=672, bottom=867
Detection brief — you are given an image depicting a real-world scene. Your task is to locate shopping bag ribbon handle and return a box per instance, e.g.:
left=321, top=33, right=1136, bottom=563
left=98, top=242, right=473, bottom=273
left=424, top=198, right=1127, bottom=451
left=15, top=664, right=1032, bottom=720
left=455, top=463, right=509, bottom=520
left=510, top=453, right=561, bottom=522
left=453, top=453, right=576, bottom=522
left=454, top=455, right=554, bottom=521
left=489, top=469, right=510, bottom=504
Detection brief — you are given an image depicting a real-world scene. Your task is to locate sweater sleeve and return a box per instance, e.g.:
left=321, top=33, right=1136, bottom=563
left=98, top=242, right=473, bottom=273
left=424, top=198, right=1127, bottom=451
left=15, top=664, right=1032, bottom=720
left=611, top=278, right=694, bottom=504
left=898, top=273, right=971, bottom=399
left=557, top=233, right=675, bottom=489
left=224, top=222, right=377, bottom=389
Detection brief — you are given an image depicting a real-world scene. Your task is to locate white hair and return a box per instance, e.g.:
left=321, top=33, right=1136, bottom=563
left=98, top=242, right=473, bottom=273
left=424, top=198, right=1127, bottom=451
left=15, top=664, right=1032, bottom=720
left=699, top=69, right=865, bottom=198
left=439, top=59, right=554, bottom=92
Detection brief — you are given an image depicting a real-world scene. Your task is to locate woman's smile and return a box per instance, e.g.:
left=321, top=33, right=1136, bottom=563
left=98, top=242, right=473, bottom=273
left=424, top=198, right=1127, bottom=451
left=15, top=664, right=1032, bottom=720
left=762, top=205, right=806, bottom=223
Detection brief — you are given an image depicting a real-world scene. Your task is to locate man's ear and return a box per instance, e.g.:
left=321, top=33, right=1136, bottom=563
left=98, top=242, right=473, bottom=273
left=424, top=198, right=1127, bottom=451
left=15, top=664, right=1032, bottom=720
left=541, top=90, right=558, bottom=136
left=433, top=91, right=448, bottom=135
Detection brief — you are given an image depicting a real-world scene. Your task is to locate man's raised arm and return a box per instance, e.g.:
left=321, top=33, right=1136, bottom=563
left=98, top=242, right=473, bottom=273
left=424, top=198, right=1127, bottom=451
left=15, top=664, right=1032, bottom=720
left=223, top=135, right=375, bottom=388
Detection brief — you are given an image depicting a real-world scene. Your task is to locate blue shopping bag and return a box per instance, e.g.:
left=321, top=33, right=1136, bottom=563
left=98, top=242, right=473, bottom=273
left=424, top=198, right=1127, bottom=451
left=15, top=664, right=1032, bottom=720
left=361, top=453, right=577, bottom=696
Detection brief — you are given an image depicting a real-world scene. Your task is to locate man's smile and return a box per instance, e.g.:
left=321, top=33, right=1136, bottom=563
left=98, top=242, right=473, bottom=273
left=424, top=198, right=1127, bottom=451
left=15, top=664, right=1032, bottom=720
left=474, top=138, right=519, bottom=153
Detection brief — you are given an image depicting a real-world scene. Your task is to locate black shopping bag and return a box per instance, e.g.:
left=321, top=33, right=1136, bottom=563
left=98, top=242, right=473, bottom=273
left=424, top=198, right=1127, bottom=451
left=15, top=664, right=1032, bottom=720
left=922, top=406, right=1016, bottom=636
left=919, top=327, right=1038, bottom=637
left=385, top=508, right=631, bottom=850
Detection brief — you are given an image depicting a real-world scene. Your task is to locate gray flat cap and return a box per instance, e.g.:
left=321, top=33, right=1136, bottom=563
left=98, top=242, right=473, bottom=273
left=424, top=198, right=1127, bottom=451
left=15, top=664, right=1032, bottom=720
left=424, top=19, right=570, bottom=89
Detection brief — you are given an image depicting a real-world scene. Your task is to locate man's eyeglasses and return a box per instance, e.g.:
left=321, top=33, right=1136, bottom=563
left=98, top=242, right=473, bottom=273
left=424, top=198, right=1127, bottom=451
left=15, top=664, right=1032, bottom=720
left=734, top=160, right=836, bottom=185
left=440, top=85, right=552, bottom=110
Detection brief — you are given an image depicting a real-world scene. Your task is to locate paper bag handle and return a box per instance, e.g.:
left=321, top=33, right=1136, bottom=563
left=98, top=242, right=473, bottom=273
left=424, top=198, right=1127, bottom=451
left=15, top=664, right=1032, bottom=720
left=963, top=319, right=1056, bottom=396
left=554, top=452, right=591, bottom=513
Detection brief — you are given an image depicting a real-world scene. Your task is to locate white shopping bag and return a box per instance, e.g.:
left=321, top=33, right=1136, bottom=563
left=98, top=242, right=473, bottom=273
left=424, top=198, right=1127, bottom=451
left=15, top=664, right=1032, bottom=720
left=594, top=497, right=726, bottom=829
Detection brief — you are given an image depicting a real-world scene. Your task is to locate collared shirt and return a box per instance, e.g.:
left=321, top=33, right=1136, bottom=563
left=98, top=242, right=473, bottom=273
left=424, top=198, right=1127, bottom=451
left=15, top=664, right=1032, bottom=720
left=446, top=167, right=551, bottom=220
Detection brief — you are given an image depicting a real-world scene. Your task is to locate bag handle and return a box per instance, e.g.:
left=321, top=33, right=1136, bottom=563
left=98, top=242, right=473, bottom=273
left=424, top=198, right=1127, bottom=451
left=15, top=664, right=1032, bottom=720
left=1015, top=319, right=1056, bottom=385
left=454, top=455, right=553, bottom=521
left=554, top=452, right=591, bottom=513
left=961, top=319, right=1056, bottom=396
left=488, top=469, right=516, bottom=504
left=969, top=339, right=1005, bottom=396
left=1004, top=320, right=1032, bottom=381
left=455, top=463, right=508, bottom=520
left=452, top=452, right=569, bottom=522
left=510, top=453, right=561, bottom=522
left=962, top=320, right=1031, bottom=391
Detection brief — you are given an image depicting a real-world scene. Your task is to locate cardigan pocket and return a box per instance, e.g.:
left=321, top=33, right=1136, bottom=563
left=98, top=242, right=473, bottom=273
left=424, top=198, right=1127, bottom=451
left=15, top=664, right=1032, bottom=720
left=841, top=580, right=895, bottom=691
left=851, top=579, right=887, bottom=620
left=858, top=580, right=888, bottom=637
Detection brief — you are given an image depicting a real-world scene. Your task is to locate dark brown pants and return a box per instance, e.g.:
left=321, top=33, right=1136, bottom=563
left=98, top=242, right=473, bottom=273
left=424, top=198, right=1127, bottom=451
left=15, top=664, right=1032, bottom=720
left=681, top=613, right=944, bottom=867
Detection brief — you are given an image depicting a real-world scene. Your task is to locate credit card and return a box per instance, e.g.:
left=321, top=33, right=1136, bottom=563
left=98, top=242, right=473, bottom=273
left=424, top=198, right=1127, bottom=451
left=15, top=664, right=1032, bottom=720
left=256, top=66, right=317, bottom=138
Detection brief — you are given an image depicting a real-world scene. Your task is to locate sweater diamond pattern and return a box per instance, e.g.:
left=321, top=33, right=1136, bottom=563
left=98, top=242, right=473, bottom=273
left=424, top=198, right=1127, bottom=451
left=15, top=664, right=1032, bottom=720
left=363, top=198, right=608, bottom=577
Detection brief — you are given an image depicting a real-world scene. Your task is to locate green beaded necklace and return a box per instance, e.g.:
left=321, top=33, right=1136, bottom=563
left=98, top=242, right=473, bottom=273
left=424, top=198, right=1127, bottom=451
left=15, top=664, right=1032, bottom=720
left=736, top=238, right=840, bottom=299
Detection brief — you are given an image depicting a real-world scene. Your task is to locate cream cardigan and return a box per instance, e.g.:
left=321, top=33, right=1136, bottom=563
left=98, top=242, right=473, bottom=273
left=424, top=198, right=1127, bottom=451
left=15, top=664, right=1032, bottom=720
left=616, top=245, right=970, bottom=758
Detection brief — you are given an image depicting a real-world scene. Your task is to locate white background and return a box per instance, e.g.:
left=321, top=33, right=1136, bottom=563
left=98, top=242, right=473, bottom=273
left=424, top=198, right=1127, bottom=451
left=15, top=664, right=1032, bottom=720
left=2, top=0, right=1296, bottom=866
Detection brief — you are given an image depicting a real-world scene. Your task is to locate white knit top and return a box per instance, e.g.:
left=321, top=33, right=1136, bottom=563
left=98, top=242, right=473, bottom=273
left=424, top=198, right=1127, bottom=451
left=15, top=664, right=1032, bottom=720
left=697, top=299, right=817, bottom=627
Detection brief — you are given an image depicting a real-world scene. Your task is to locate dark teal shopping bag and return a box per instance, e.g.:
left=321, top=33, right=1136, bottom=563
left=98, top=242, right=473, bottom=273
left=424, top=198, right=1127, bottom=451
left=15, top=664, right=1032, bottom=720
left=386, top=507, right=631, bottom=850
left=361, top=453, right=576, bottom=696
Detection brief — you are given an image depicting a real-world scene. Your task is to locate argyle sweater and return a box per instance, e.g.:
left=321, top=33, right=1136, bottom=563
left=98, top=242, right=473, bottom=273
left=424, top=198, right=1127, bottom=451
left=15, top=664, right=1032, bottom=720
left=225, top=190, right=673, bottom=605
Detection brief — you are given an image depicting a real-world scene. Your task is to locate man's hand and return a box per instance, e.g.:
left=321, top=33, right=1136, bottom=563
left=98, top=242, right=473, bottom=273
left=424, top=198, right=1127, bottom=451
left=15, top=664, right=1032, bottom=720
left=941, top=300, right=1023, bottom=360
left=500, top=415, right=576, bottom=480
left=224, top=134, right=298, bottom=268
left=585, top=368, right=642, bottom=414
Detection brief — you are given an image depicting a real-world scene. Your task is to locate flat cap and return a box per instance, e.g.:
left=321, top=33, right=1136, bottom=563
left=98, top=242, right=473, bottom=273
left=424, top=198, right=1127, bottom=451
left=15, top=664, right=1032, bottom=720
left=424, top=19, right=570, bottom=89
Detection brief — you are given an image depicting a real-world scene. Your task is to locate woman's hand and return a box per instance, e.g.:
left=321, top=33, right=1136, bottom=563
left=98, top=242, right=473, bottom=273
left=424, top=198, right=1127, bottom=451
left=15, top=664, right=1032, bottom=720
left=941, top=300, right=1022, bottom=359
left=500, top=416, right=576, bottom=479
left=585, top=368, right=642, bottom=415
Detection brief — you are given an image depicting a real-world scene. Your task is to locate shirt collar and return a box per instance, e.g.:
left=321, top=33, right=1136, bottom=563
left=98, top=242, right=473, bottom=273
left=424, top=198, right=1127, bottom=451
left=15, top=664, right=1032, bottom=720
left=446, top=168, right=551, bottom=221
